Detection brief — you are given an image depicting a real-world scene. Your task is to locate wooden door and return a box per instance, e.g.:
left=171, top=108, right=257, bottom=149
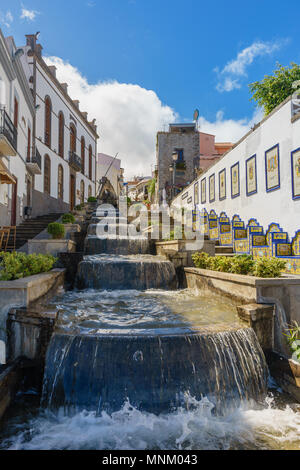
left=13, top=98, right=18, bottom=129
left=70, top=174, right=75, bottom=210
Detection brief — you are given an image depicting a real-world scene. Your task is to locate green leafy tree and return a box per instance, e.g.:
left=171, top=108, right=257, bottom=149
left=147, top=178, right=156, bottom=199
left=249, top=62, right=300, bottom=115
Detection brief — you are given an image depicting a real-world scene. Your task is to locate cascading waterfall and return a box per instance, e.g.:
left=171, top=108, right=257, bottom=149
left=41, top=209, right=269, bottom=415
left=76, top=255, right=177, bottom=290
left=84, top=236, right=151, bottom=255
left=2, top=206, right=299, bottom=451
left=41, top=328, right=268, bottom=415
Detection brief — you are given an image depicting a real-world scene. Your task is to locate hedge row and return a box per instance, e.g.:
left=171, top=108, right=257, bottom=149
left=0, top=252, right=56, bottom=281
left=192, top=252, right=286, bottom=278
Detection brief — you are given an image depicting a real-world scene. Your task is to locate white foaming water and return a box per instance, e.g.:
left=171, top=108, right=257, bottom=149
left=2, top=395, right=300, bottom=450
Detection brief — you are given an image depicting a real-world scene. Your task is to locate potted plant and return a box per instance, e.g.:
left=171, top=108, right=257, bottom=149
left=47, top=222, right=65, bottom=240
left=284, top=321, right=300, bottom=386
left=62, top=213, right=76, bottom=224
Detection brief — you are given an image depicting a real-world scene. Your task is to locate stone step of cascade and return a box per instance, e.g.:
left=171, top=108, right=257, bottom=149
left=91, top=216, right=128, bottom=224
left=87, top=223, right=131, bottom=237
left=84, top=237, right=151, bottom=255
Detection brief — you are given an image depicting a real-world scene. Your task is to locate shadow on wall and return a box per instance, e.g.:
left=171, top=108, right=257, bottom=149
left=31, top=189, right=69, bottom=218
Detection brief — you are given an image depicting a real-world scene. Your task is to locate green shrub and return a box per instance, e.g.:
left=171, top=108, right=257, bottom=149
left=192, top=252, right=211, bottom=269
left=214, top=255, right=233, bottom=273
left=229, top=254, right=255, bottom=275
left=192, top=252, right=285, bottom=278
left=253, top=257, right=286, bottom=278
left=0, top=252, right=56, bottom=281
left=164, top=226, right=185, bottom=241
left=88, top=196, right=97, bottom=203
left=62, top=213, right=75, bottom=224
left=47, top=222, right=65, bottom=239
left=168, top=230, right=175, bottom=241
left=74, top=204, right=84, bottom=211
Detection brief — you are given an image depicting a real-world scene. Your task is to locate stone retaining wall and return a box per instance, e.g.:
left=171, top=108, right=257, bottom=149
left=184, top=267, right=300, bottom=357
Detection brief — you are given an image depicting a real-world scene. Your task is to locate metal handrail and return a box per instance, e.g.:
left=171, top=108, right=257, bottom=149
left=69, top=150, right=82, bottom=171
left=0, top=108, right=17, bottom=151
left=32, top=148, right=42, bottom=169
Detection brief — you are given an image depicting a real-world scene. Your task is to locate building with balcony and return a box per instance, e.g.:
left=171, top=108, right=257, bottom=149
left=0, top=31, right=35, bottom=227
left=156, top=123, right=232, bottom=203
left=18, top=33, right=98, bottom=214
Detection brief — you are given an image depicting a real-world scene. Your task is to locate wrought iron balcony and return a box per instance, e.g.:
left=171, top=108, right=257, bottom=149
left=0, top=108, right=17, bottom=156
left=26, top=147, right=42, bottom=175
left=69, top=150, right=82, bottom=172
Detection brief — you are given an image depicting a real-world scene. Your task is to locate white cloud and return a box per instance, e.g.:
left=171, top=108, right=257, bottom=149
left=20, top=7, right=39, bottom=21
left=215, top=40, right=286, bottom=92
left=45, top=56, right=177, bottom=178
left=44, top=56, right=264, bottom=178
left=198, top=108, right=263, bottom=142
left=0, top=10, right=13, bottom=28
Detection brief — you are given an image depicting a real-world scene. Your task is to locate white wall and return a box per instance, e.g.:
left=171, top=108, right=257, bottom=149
left=173, top=99, right=300, bottom=239
left=0, top=58, right=12, bottom=210
left=8, top=76, right=33, bottom=219
left=0, top=34, right=34, bottom=224
left=23, top=52, right=96, bottom=205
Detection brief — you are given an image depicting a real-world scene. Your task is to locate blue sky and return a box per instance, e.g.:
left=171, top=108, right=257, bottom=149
left=1, top=0, right=299, bottom=176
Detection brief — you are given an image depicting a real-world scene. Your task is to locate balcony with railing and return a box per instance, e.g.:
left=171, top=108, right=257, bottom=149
left=26, top=147, right=42, bottom=175
left=69, top=150, right=82, bottom=172
left=0, top=108, right=17, bottom=156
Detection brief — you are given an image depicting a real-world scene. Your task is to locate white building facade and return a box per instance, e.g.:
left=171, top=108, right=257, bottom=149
left=19, top=34, right=98, bottom=216
left=0, top=31, right=34, bottom=227
left=172, top=97, right=300, bottom=239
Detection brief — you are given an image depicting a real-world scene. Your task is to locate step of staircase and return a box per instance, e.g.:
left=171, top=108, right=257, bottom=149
left=5, top=213, right=63, bottom=251
left=215, top=253, right=236, bottom=257
left=215, top=245, right=234, bottom=254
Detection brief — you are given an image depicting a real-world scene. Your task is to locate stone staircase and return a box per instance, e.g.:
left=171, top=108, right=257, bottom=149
left=215, top=241, right=235, bottom=257
left=6, top=213, right=63, bottom=251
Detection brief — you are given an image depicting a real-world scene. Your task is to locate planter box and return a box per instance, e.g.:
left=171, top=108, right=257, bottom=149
left=156, top=239, right=215, bottom=255
left=74, top=215, right=85, bottom=223
left=63, top=223, right=81, bottom=239
left=184, top=267, right=300, bottom=356
left=0, top=269, right=65, bottom=361
left=28, top=239, right=76, bottom=256
left=155, top=239, right=215, bottom=268
left=72, top=209, right=86, bottom=217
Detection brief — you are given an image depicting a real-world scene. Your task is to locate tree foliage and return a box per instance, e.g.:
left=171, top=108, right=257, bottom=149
left=249, top=62, right=300, bottom=115
left=147, top=178, right=156, bottom=197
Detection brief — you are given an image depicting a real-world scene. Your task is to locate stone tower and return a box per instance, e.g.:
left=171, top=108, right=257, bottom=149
left=156, top=123, right=200, bottom=203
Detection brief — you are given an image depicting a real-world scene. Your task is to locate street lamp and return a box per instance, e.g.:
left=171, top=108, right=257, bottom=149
left=169, top=151, right=178, bottom=199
